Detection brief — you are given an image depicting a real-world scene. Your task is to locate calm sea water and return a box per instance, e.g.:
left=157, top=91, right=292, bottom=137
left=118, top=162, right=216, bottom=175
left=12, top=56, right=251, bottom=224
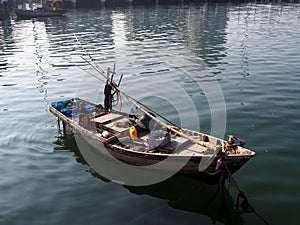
left=1, top=2, right=300, bottom=225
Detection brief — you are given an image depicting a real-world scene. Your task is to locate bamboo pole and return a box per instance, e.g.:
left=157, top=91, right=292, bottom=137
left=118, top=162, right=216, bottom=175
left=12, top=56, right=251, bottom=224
left=74, top=33, right=106, bottom=78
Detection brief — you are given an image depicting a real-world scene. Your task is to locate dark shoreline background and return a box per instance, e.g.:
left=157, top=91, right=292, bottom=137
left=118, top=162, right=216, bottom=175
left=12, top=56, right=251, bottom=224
left=2, top=0, right=300, bottom=10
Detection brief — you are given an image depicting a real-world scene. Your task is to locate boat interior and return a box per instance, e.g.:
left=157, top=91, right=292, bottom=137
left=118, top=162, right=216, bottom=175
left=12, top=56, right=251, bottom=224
left=50, top=98, right=253, bottom=157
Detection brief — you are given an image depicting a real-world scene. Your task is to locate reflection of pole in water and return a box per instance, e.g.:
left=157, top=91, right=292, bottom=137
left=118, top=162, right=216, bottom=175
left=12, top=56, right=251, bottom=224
left=0, top=10, right=12, bottom=73
left=32, top=20, right=49, bottom=99
left=0, top=1, right=9, bottom=20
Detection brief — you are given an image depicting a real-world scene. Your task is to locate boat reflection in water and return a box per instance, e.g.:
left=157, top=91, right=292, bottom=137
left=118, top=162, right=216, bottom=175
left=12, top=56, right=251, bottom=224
left=53, top=134, right=243, bottom=225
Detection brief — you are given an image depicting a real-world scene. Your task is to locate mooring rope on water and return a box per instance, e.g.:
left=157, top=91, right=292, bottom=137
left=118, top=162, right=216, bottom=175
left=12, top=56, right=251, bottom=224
left=222, top=161, right=271, bottom=225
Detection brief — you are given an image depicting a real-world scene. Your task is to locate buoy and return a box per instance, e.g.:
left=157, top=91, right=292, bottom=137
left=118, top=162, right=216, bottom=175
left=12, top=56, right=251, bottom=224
left=215, top=158, right=222, bottom=171
left=129, top=126, right=138, bottom=140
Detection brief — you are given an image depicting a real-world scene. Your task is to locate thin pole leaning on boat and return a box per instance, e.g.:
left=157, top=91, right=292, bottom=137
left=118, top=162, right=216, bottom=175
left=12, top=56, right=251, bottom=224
left=74, top=33, right=106, bottom=79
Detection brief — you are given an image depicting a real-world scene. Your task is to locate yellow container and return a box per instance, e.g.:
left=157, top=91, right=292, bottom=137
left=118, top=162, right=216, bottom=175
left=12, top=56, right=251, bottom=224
left=129, top=126, right=138, bottom=140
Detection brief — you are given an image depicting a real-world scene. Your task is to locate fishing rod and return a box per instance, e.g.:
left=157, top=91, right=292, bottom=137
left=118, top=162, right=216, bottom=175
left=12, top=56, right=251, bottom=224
left=79, top=56, right=106, bottom=83
left=74, top=33, right=106, bottom=78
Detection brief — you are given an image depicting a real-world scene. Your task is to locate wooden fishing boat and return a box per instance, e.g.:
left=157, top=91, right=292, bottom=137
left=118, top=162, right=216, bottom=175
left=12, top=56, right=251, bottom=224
left=15, top=0, right=67, bottom=19
left=50, top=36, right=255, bottom=184
left=49, top=94, right=255, bottom=184
left=15, top=7, right=66, bottom=19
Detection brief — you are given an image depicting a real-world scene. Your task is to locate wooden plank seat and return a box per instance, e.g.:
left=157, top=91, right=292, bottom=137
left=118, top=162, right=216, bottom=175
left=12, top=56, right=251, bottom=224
left=93, top=113, right=123, bottom=124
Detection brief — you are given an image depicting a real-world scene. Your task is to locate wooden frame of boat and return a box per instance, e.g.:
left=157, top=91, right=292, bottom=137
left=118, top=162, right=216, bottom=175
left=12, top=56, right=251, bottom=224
left=49, top=97, right=255, bottom=184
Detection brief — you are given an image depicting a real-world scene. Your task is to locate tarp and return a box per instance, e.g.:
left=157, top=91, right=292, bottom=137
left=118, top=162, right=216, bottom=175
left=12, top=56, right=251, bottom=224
left=51, top=99, right=96, bottom=118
